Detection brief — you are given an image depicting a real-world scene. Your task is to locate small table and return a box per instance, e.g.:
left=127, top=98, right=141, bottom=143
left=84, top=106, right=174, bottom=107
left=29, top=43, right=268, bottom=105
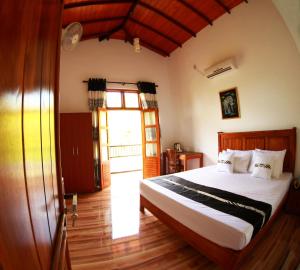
left=177, top=152, right=203, bottom=171
left=162, top=151, right=203, bottom=174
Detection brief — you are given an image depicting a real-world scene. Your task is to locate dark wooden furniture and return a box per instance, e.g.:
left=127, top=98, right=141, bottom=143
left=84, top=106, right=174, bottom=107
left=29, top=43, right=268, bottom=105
left=178, top=151, right=203, bottom=171
left=166, top=149, right=183, bottom=173
left=285, top=179, right=300, bottom=216
left=163, top=150, right=203, bottom=174
left=60, top=113, right=96, bottom=193
left=218, top=128, right=296, bottom=173
left=0, top=0, right=71, bottom=269
left=140, top=128, right=296, bottom=270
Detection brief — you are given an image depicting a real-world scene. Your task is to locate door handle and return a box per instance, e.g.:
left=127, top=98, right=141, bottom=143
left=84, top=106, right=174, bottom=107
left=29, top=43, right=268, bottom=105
left=76, top=146, right=79, bottom=156
left=72, top=147, right=74, bottom=156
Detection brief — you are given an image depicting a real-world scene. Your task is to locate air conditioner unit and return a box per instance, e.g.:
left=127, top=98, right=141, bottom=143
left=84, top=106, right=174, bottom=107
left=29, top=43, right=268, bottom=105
left=204, top=58, right=236, bottom=79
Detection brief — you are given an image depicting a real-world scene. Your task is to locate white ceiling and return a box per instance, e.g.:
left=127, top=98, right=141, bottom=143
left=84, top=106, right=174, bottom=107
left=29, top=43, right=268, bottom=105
left=272, top=0, right=300, bottom=54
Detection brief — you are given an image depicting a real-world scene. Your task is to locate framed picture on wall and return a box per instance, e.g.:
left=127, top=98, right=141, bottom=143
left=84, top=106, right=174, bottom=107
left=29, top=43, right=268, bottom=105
left=219, top=87, right=240, bottom=119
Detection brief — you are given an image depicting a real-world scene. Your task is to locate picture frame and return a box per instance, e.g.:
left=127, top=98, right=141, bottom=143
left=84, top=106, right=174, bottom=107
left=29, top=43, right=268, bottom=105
left=174, top=142, right=182, bottom=152
left=219, top=87, right=240, bottom=119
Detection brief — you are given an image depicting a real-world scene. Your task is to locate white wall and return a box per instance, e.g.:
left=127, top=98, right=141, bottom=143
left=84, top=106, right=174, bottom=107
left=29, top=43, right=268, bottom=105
left=168, top=0, right=300, bottom=176
left=59, top=39, right=176, bottom=148
left=273, top=0, right=300, bottom=54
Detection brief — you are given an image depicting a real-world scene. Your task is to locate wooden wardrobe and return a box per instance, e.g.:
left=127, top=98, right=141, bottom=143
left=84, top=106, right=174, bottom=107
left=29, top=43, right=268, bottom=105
left=60, top=113, right=96, bottom=193
left=0, top=0, right=71, bottom=269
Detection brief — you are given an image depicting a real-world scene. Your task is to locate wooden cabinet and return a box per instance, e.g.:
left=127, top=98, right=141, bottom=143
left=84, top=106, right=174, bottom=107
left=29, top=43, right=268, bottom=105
left=60, top=113, right=95, bottom=193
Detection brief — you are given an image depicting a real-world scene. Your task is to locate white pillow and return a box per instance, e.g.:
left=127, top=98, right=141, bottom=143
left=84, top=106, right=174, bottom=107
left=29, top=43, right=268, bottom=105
left=249, top=149, right=286, bottom=178
left=227, top=150, right=252, bottom=173
left=217, top=151, right=234, bottom=173
left=257, top=149, right=286, bottom=178
left=251, top=151, right=274, bottom=180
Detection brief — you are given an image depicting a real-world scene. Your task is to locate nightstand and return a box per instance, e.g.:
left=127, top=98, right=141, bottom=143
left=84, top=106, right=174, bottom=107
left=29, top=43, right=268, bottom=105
left=285, top=179, right=300, bottom=216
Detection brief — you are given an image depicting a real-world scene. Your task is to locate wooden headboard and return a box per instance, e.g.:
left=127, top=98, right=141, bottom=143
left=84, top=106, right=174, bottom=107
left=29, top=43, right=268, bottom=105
left=218, top=128, right=296, bottom=173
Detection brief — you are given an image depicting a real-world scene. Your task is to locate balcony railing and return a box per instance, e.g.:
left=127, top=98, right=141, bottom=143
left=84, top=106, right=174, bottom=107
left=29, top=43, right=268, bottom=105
left=109, top=144, right=142, bottom=158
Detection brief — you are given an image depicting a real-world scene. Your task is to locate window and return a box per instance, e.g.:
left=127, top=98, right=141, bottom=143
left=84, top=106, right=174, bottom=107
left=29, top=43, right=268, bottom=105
left=106, top=90, right=140, bottom=109
left=124, top=92, right=139, bottom=108
left=106, top=92, right=122, bottom=108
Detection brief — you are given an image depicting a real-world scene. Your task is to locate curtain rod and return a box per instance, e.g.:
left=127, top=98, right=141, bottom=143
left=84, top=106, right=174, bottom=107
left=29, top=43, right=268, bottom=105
left=82, top=80, right=158, bottom=87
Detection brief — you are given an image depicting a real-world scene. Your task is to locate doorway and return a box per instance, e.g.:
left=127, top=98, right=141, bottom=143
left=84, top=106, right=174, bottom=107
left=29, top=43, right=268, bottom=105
left=106, top=110, right=142, bottom=239
left=107, top=110, right=142, bottom=175
left=98, top=93, right=161, bottom=239
left=98, top=90, right=161, bottom=184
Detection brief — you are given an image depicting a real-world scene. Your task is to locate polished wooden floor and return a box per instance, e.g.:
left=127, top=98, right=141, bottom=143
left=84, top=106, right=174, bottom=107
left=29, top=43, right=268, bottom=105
left=67, top=172, right=300, bottom=270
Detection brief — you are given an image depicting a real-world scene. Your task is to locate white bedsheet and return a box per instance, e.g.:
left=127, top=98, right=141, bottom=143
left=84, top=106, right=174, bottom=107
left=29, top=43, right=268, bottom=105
left=140, top=165, right=292, bottom=250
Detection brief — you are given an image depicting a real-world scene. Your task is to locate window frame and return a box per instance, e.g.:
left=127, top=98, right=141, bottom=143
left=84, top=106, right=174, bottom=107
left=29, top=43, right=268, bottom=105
left=106, top=89, right=141, bottom=110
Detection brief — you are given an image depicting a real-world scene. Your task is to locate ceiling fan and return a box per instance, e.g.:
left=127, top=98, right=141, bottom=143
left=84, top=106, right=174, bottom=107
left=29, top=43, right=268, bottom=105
left=61, top=22, right=83, bottom=51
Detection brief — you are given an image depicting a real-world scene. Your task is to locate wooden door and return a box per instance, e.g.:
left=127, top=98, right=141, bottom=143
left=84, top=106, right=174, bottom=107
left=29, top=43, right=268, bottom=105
left=76, top=113, right=95, bottom=192
left=60, top=113, right=95, bottom=193
left=0, top=1, right=41, bottom=268
left=99, top=109, right=111, bottom=189
left=141, top=109, right=161, bottom=178
left=0, top=0, right=69, bottom=269
left=60, top=114, right=77, bottom=193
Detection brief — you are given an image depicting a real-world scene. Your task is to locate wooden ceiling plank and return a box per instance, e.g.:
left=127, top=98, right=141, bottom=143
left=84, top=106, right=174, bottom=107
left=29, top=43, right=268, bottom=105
left=98, top=24, right=123, bottom=41
left=63, top=16, right=126, bottom=27
left=214, top=0, right=231, bottom=14
left=129, top=17, right=182, bottom=47
left=124, top=27, right=169, bottom=57
left=139, top=1, right=196, bottom=37
left=64, top=0, right=132, bottom=9
left=141, top=39, right=170, bottom=57
left=177, top=0, right=212, bottom=26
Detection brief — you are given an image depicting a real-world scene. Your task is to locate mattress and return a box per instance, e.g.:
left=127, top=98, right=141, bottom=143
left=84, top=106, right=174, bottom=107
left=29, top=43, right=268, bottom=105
left=140, top=166, right=292, bottom=250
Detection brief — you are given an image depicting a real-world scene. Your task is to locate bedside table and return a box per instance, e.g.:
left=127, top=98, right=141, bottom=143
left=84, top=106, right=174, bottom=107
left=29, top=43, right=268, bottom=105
left=285, top=179, right=300, bottom=216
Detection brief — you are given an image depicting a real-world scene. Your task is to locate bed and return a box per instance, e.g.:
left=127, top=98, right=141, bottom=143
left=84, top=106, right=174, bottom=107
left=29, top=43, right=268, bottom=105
left=139, top=128, right=296, bottom=270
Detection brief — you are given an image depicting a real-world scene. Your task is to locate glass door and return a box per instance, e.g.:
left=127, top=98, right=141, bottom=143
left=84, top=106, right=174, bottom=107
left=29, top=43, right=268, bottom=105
left=99, top=109, right=111, bottom=188
left=141, top=109, right=161, bottom=178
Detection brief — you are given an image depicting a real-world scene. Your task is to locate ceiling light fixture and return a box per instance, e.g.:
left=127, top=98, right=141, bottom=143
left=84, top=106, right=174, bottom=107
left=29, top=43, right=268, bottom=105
left=133, top=37, right=141, bottom=53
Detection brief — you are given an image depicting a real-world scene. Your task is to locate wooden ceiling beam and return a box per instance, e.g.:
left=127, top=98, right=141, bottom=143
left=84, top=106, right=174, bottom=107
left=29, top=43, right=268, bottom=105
left=123, top=27, right=134, bottom=43
left=63, top=16, right=126, bottom=27
left=139, top=1, right=196, bottom=37
left=214, top=0, right=231, bottom=14
left=124, top=27, right=169, bottom=57
left=98, top=24, right=123, bottom=41
left=98, top=1, right=139, bottom=42
left=141, top=39, right=170, bottom=57
left=123, top=0, right=139, bottom=23
left=177, top=0, right=212, bottom=26
left=64, top=0, right=132, bottom=9
left=129, top=17, right=182, bottom=47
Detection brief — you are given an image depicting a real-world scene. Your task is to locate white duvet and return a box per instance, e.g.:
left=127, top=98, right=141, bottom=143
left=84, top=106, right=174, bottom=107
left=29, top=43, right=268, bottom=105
left=140, top=165, right=292, bottom=250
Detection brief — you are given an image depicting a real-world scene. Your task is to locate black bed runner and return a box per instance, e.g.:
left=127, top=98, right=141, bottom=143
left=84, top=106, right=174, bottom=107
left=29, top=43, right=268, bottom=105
left=150, top=175, right=272, bottom=238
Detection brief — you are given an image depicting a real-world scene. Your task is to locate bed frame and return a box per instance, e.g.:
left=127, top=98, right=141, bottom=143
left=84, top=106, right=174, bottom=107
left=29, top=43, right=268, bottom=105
left=140, top=127, right=296, bottom=270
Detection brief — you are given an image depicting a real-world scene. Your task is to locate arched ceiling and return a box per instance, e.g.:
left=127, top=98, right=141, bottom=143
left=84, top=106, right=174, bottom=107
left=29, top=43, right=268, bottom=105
left=63, top=0, right=248, bottom=56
